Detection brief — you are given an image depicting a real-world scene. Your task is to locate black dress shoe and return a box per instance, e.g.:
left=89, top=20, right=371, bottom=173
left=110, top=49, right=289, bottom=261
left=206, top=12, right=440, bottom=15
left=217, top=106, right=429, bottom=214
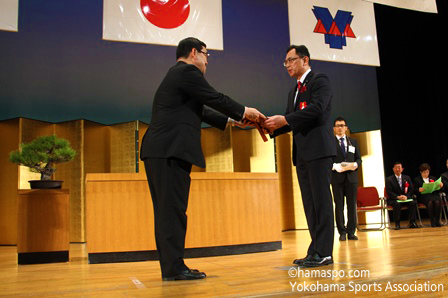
left=162, top=269, right=206, bottom=281
left=301, top=254, right=333, bottom=268
left=339, top=234, right=346, bottom=241
left=395, top=223, right=401, bottom=230
left=293, top=255, right=312, bottom=266
left=409, top=222, right=419, bottom=228
left=435, top=221, right=442, bottom=227
left=347, top=234, right=358, bottom=240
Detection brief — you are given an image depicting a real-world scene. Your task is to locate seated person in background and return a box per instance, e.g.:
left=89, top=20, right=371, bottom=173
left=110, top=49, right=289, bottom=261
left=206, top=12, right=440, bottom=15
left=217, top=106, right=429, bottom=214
left=413, top=163, right=443, bottom=227
left=441, top=158, right=448, bottom=194
left=385, top=162, right=418, bottom=230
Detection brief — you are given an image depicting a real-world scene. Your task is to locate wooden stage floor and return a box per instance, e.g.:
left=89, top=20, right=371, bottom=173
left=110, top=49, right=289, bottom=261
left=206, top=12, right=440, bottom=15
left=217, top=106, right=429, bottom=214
left=1, top=221, right=448, bottom=297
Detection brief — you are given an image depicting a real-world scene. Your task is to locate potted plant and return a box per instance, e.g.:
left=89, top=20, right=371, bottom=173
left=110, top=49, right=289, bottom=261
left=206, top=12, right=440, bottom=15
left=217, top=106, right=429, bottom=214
left=9, top=135, right=77, bottom=189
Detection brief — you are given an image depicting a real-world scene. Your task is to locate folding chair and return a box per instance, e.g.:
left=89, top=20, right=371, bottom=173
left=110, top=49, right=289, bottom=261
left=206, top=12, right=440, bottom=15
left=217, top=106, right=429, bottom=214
left=383, top=188, right=423, bottom=227
left=416, top=194, right=448, bottom=227
left=356, top=186, right=387, bottom=231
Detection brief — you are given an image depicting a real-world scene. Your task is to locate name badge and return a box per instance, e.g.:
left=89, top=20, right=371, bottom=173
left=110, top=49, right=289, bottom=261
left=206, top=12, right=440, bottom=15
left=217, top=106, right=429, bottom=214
left=348, top=145, right=355, bottom=154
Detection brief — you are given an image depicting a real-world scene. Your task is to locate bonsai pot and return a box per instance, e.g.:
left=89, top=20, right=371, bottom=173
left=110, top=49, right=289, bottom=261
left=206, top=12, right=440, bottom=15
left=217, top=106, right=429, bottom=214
left=29, top=180, right=63, bottom=189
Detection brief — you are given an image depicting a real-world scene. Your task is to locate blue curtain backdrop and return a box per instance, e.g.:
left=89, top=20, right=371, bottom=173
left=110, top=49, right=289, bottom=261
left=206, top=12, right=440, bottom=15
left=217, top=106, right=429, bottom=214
left=0, top=0, right=380, bottom=133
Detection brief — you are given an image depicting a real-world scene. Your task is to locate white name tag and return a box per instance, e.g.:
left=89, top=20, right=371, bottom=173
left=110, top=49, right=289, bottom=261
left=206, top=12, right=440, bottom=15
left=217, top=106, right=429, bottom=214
left=348, top=145, right=355, bottom=154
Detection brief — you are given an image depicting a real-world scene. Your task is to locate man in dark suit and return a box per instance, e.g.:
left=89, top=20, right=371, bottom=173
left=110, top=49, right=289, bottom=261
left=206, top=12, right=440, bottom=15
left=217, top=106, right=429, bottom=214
left=331, top=117, right=362, bottom=241
left=140, top=37, right=265, bottom=281
left=263, top=45, right=336, bottom=268
left=385, top=162, right=418, bottom=230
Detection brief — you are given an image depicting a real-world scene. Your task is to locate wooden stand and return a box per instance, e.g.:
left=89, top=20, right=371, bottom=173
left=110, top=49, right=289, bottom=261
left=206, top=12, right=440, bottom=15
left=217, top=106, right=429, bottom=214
left=85, top=173, right=281, bottom=263
left=17, top=189, right=70, bottom=264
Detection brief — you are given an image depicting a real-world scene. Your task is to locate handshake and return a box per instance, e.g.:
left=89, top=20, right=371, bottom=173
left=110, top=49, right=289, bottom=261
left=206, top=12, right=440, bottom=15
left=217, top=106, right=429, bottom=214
left=233, top=107, right=288, bottom=136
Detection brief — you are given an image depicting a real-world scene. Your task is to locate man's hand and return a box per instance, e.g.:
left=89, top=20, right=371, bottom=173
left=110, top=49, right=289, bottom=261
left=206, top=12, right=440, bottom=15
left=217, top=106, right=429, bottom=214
left=263, top=115, right=287, bottom=132
left=261, top=126, right=272, bottom=135
left=243, top=107, right=266, bottom=122
left=233, top=119, right=256, bottom=128
left=398, top=195, right=407, bottom=201
left=332, top=163, right=344, bottom=173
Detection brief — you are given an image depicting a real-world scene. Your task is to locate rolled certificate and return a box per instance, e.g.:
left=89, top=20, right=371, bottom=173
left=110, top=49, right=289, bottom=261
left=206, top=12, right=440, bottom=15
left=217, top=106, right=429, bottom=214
left=254, top=122, right=268, bottom=142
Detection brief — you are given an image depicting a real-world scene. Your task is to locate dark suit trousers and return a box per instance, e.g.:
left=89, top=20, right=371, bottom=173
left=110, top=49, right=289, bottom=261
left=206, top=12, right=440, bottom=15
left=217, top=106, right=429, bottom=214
left=332, top=178, right=358, bottom=236
left=387, top=199, right=417, bottom=223
left=144, top=157, right=192, bottom=278
left=296, top=156, right=334, bottom=257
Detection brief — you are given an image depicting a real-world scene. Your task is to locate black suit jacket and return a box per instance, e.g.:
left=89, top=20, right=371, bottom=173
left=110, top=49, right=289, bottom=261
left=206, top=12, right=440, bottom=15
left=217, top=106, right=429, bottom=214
left=441, top=171, right=448, bottom=193
left=271, top=71, right=336, bottom=164
left=385, top=174, right=413, bottom=201
left=140, top=61, right=245, bottom=168
left=331, top=136, right=362, bottom=184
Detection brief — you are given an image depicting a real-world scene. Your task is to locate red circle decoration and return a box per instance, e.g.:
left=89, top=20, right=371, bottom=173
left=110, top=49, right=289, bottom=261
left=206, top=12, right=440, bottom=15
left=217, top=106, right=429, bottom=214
left=140, top=0, right=190, bottom=29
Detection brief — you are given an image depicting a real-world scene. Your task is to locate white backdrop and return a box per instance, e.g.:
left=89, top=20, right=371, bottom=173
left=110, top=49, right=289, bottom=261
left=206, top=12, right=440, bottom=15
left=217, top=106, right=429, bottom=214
left=288, top=0, right=380, bottom=66
left=103, top=0, right=223, bottom=50
left=0, top=0, right=18, bottom=32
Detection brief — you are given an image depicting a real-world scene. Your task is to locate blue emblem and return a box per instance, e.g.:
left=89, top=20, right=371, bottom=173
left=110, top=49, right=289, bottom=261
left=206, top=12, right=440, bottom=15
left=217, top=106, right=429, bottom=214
left=312, top=6, right=356, bottom=49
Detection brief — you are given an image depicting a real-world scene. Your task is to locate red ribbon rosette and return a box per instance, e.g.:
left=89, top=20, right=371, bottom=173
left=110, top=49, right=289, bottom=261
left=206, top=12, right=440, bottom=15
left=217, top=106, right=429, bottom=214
left=404, top=181, right=409, bottom=194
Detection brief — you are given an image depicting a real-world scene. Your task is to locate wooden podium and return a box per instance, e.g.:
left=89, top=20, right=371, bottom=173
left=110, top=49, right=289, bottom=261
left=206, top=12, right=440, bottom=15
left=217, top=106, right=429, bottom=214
left=17, top=189, right=70, bottom=264
left=85, top=172, right=281, bottom=263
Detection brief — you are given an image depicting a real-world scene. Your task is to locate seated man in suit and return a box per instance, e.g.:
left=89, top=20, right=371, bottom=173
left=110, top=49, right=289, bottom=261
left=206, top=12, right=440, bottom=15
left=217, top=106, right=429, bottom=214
left=331, top=117, right=362, bottom=241
left=385, top=162, right=419, bottom=230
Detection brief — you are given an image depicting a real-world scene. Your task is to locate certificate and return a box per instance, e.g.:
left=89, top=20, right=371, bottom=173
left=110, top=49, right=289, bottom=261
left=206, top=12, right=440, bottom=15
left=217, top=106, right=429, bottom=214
left=421, top=177, right=442, bottom=194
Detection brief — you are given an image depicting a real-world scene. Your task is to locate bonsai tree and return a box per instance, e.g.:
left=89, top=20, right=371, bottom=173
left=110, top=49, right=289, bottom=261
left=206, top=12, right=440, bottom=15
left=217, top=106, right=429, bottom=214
left=9, top=135, right=77, bottom=180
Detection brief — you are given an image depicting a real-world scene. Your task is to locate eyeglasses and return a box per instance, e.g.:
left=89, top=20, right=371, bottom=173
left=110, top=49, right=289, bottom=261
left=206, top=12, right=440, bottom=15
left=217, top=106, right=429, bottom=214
left=334, top=124, right=347, bottom=128
left=283, top=57, right=299, bottom=67
left=200, top=50, right=210, bottom=57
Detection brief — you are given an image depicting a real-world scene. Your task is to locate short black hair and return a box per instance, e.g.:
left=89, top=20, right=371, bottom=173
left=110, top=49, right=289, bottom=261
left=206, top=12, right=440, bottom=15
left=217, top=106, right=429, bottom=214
left=176, top=37, right=206, bottom=60
left=419, top=163, right=430, bottom=172
left=393, top=161, right=403, bottom=167
left=286, top=45, right=311, bottom=64
left=334, top=117, right=347, bottom=126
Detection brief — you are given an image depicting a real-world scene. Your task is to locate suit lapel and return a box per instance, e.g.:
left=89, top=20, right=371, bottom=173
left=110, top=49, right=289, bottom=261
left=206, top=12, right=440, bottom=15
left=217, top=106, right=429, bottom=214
left=417, top=176, right=424, bottom=187
left=294, top=71, right=314, bottom=111
left=345, top=137, right=353, bottom=157
left=288, top=86, right=297, bottom=113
